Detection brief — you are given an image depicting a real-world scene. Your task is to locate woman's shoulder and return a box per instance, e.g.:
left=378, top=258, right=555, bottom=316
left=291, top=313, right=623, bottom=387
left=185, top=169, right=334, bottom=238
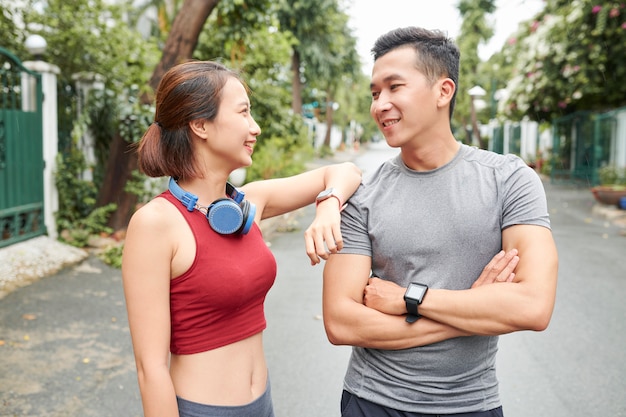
left=128, top=195, right=181, bottom=231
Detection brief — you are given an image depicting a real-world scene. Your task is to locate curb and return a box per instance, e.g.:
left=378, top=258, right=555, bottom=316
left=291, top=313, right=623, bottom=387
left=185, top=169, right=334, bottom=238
left=592, top=203, right=626, bottom=230
left=0, top=236, right=89, bottom=299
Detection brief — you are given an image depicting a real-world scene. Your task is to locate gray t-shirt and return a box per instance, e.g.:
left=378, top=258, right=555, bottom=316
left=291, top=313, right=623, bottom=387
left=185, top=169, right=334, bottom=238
left=338, top=144, right=550, bottom=414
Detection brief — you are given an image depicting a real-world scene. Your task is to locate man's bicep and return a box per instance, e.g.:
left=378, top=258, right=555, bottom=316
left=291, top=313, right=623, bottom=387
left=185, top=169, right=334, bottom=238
left=503, top=224, right=557, bottom=283
left=323, top=253, right=371, bottom=303
left=322, top=253, right=375, bottom=346
left=503, top=224, right=558, bottom=327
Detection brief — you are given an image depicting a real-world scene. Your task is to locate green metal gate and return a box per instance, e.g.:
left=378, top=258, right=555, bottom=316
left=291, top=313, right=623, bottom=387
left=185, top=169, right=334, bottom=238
left=550, top=110, right=617, bottom=186
left=0, top=47, right=46, bottom=248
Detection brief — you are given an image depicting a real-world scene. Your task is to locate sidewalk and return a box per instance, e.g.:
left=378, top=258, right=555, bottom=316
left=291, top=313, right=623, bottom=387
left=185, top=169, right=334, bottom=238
left=0, top=236, right=89, bottom=300
left=541, top=177, right=626, bottom=233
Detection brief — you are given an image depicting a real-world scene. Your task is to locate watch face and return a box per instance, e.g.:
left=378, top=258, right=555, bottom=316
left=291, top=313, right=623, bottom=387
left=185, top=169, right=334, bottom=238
left=317, top=189, right=333, bottom=199
left=406, top=284, right=427, bottom=301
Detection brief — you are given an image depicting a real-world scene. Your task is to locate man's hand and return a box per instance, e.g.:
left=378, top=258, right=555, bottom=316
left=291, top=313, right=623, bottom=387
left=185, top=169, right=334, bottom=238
left=363, top=277, right=406, bottom=315
left=471, top=249, right=519, bottom=288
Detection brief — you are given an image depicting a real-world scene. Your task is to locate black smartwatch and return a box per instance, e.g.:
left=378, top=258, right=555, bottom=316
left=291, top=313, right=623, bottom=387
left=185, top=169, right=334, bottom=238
left=404, top=282, right=428, bottom=323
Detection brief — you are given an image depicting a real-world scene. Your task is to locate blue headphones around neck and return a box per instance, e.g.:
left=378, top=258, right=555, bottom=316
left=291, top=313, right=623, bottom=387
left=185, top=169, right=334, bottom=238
left=168, top=177, right=256, bottom=235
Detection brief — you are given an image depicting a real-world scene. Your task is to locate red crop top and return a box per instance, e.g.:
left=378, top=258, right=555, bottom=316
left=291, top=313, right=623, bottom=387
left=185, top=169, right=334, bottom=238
left=159, top=191, right=277, bottom=355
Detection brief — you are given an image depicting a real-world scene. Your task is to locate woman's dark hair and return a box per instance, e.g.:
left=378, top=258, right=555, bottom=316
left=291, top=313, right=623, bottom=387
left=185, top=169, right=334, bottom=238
left=372, top=27, right=460, bottom=118
left=138, top=60, right=245, bottom=179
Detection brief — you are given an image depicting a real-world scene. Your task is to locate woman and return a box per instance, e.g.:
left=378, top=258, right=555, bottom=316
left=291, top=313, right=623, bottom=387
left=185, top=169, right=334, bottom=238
left=122, top=60, right=361, bottom=417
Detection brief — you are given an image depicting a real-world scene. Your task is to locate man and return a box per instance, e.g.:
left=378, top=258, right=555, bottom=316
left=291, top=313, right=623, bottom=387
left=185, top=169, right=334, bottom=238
left=322, top=27, right=558, bottom=417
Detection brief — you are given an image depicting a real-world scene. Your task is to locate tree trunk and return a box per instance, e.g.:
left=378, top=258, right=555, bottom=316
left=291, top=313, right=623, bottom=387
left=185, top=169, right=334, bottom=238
left=290, top=49, right=302, bottom=115
left=462, top=116, right=473, bottom=145
left=99, top=0, right=221, bottom=231
left=147, top=0, right=220, bottom=92
left=323, top=91, right=334, bottom=148
left=96, top=132, right=138, bottom=229
left=469, top=97, right=488, bottom=149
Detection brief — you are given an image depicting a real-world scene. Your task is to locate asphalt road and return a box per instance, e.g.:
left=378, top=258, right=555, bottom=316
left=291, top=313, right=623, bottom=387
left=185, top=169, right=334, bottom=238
left=1, top=142, right=625, bottom=417
left=497, top=175, right=626, bottom=417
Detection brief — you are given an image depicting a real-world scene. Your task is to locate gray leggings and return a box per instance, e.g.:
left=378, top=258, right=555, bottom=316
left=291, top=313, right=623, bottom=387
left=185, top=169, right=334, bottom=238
left=177, top=378, right=275, bottom=417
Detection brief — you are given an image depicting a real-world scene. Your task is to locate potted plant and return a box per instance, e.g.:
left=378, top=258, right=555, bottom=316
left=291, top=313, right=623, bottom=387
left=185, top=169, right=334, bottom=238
left=591, top=165, right=626, bottom=207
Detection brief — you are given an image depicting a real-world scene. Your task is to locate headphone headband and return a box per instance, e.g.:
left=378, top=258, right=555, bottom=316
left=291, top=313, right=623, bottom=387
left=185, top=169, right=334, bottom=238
left=168, top=178, right=244, bottom=210
left=167, top=177, right=255, bottom=234
left=225, top=182, right=244, bottom=204
left=168, top=177, right=197, bottom=211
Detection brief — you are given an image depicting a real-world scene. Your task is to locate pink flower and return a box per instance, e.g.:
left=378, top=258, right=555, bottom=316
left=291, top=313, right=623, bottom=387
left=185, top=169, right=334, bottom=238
left=592, top=5, right=602, bottom=14
left=507, top=37, right=517, bottom=45
left=622, top=22, right=626, bottom=29
left=610, top=7, right=620, bottom=17
left=558, top=101, right=567, bottom=109
left=531, top=21, right=540, bottom=32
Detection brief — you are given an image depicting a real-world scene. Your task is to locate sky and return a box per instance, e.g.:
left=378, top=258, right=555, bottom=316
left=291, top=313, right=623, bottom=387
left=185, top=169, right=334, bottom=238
left=346, top=0, right=545, bottom=74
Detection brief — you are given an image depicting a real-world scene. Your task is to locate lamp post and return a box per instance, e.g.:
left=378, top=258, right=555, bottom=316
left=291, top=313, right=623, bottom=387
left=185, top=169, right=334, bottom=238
left=22, top=35, right=48, bottom=112
left=468, top=85, right=486, bottom=148
left=24, top=34, right=47, bottom=61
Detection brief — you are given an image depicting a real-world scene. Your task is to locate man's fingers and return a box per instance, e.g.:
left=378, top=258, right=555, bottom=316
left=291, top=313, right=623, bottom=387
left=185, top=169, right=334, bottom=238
left=495, top=254, right=519, bottom=282
left=484, top=250, right=505, bottom=271
left=473, top=249, right=520, bottom=288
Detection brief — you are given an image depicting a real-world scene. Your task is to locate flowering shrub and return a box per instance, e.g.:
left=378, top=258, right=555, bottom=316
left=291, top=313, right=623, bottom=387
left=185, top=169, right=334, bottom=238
left=501, top=0, right=626, bottom=121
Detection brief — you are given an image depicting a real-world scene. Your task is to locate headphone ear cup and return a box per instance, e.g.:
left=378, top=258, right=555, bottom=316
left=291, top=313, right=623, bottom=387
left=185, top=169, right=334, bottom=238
left=239, top=200, right=256, bottom=234
left=207, top=199, right=244, bottom=234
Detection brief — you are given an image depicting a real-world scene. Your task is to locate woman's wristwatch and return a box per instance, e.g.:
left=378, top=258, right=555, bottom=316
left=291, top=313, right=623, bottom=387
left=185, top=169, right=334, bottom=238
left=316, top=188, right=342, bottom=208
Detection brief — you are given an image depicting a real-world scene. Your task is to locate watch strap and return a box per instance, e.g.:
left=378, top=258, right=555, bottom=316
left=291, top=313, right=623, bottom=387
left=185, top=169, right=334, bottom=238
left=405, top=314, right=420, bottom=323
left=316, top=194, right=342, bottom=208
left=405, top=299, right=420, bottom=323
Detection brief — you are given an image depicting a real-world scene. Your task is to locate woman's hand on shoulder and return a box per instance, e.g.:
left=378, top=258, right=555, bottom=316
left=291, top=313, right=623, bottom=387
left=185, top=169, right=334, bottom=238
left=304, top=199, right=344, bottom=265
left=240, top=161, right=361, bottom=265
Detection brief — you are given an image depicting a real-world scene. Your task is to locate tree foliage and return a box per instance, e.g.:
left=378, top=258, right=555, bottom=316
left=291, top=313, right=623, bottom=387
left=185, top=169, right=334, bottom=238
left=3, top=0, right=367, bottom=234
left=126, top=0, right=185, bottom=44
left=499, top=0, right=626, bottom=121
left=276, top=0, right=362, bottom=141
left=196, top=0, right=313, bottom=180
left=453, top=0, right=496, bottom=148
left=19, top=0, right=159, bottom=93
left=277, top=0, right=339, bottom=113
left=0, top=3, right=24, bottom=54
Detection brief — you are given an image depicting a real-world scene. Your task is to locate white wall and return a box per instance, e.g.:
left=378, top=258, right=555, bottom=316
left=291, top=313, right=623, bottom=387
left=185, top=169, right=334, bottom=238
left=23, top=60, right=61, bottom=240
left=305, top=119, right=344, bottom=150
